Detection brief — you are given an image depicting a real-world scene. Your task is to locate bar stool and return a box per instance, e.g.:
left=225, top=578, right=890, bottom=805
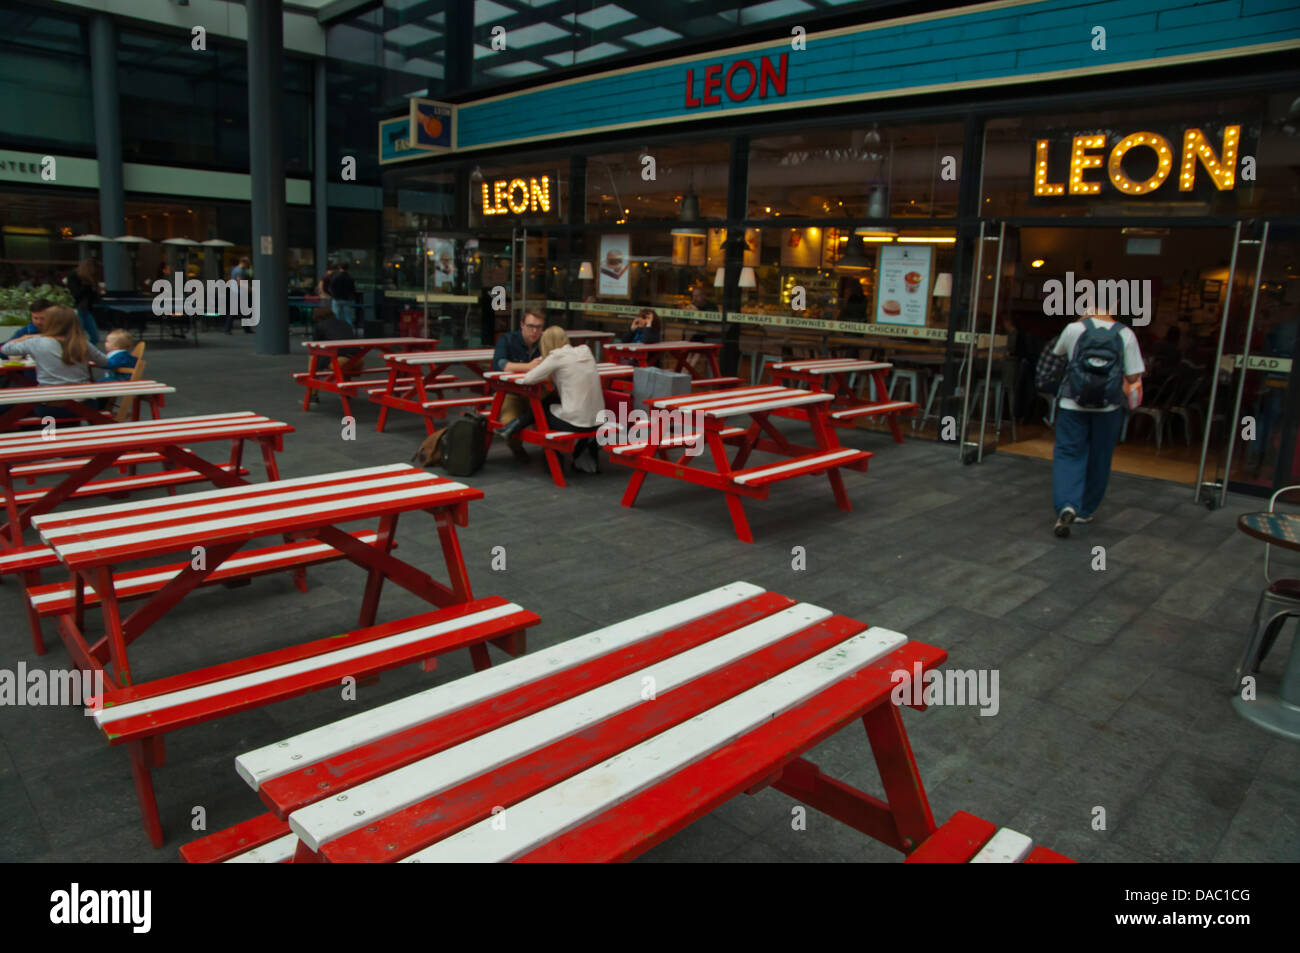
left=889, top=368, right=921, bottom=405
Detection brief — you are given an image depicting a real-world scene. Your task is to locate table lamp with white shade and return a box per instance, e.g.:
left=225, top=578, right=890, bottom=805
left=932, top=272, right=952, bottom=321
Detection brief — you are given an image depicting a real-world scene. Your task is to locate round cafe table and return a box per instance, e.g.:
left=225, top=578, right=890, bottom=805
left=1234, top=511, right=1300, bottom=741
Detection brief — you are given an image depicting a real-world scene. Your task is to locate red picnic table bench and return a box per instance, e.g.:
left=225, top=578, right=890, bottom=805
left=371, top=348, right=495, bottom=434
left=609, top=385, right=871, bottom=543
left=31, top=463, right=528, bottom=847
left=297, top=337, right=436, bottom=417
left=181, top=581, right=1073, bottom=863
left=767, top=358, right=920, bottom=444
left=602, top=339, right=742, bottom=390
left=484, top=362, right=636, bottom=487
left=0, top=379, right=172, bottom=431
left=1, top=412, right=293, bottom=653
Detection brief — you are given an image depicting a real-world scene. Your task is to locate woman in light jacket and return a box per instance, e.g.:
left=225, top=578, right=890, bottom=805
left=498, top=326, right=604, bottom=473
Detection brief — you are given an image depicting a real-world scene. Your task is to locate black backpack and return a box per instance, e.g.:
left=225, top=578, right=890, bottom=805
left=1066, top=318, right=1125, bottom=408
left=440, top=412, right=488, bottom=476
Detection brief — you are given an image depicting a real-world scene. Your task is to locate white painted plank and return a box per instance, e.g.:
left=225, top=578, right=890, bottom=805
left=94, top=602, right=527, bottom=728
left=704, top=393, right=833, bottom=418
left=402, top=625, right=909, bottom=862
left=34, top=468, right=432, bottom=535
left=288, top=602, right=836, bottom=851
left=222, top=833, right=299, bottom=864
left=970, top=828, right=1034, bottom=863
left=733, top=449, right=863, bottom=485
left=235, top=582, right=764, bottom=791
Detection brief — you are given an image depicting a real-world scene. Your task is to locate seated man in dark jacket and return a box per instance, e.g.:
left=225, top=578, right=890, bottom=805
left=491, top=308, right=545, bottom=460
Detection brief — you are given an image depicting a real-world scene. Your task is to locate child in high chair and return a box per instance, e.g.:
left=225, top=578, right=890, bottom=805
left=102, top=329, right=138, bottom=380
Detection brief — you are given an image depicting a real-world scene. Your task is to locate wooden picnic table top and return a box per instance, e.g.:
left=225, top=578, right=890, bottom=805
left=770, top=359, right=893, bottom=374
left=302, top=338, right=430, bottom=350
left=564, top=330, right=615, bottom=340
left=0, top=412, right=291, bottom=465
left=32, top=463, right=480, bottom=572
left=232, top=581, right=944, bottom=862
left=486, top=362, right=633, bottom=386
left=384, top=349, right=495, bottom=366
left=0, top=380, right=175, bottom=405
left=603, top=340, right=721, bottom=353
left=647, top=385, right=833, bottom=419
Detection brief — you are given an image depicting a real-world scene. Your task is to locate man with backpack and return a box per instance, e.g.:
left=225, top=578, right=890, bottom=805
left=1049, top=305, right=1145, bottom=538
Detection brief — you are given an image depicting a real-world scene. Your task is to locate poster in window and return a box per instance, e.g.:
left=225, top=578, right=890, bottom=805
left=426, top=238, right=455, bottom=288
left=598, top=234, right=631, bottom=297
left=875, top=244, right=933, bottom=326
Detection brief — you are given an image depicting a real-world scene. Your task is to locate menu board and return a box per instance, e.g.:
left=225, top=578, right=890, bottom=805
left=598, top=234, right=630, bottom=297
left=875, top=244, right=933, bottom=327
left=426, top=238, right=455, bottom=288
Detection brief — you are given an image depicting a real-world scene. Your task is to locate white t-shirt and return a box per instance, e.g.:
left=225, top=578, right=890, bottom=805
left=1052, top=318, right=1145, bottom=412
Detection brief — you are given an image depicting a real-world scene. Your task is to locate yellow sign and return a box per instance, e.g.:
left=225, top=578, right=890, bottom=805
left=1034, top=126, right=1240, bottom=197
left=481, top=176, right=551, bottom=216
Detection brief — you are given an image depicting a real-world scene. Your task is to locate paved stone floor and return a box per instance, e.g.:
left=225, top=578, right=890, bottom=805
left=1, top=328, right=1296, bottom=863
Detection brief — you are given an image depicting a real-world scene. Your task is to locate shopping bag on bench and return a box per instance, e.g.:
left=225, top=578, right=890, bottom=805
left=633, top=366, right=690, bottom=410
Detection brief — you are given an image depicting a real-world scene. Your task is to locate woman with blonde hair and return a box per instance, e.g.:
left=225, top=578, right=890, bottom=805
left=498, top=325, right=605, bottom=473
left=2, top=305, right=108, bottom=386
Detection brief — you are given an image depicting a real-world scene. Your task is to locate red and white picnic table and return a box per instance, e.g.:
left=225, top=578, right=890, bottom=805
left=297, top=337, right=435, bottom=417
left=2, top=357, right=36, bottom=380
left=372, top=348, right=495, bottom=434
left=562, top=329, right=615, bottom=359
left=180, top=580, right=1072, bottom=864
left=0, top=379, right=172, bottom=431
left=602, top=340, right=723, bottom=379
left=484, top=362, right=635, bottom=487
left=767, top=358, right=919, bottom=444
left=35, top=463, right=519, bottom=848
left=609, top=385, right=871, bottom=543
left=0, top=411, right=290, bottom=552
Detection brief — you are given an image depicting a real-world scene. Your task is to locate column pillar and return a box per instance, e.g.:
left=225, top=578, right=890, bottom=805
left=89, top=15, right=128, bottom=291
left=314, top=58, right=328, bottom=291
left=247, top=0, right=288, bottom=354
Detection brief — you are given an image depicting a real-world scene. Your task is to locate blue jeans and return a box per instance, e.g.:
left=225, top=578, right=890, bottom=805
left=76, top=306, right=100, bottom=346
left=1052, top=407, right=1125, bottom=518
left=332, top=298, right=355, bottom=329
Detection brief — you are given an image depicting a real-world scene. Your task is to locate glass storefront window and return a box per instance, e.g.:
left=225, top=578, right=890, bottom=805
left=748, top=122, right=963, bottom=220
left=586, top=142, right=730, bottom=224
left=981, top=93, right=1298, bottom=219
left=0, top=6, right=92, bottom=152
left=0, top=189, right=99, bottom=286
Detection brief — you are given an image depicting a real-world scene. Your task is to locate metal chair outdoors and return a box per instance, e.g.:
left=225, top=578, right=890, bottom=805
left=1229, top=485, right=1300, bottom=694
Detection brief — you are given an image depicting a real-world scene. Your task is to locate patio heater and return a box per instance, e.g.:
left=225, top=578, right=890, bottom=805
left=161, top=237, right=200, bottom=279
left=113, top=235, right=153, bottom=292
left=200, top=239, right=234, bottom=281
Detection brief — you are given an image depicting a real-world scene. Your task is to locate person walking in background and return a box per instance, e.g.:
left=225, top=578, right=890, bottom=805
left=838, top=281, right=868, bottom=322
left=65, top=259, right=102, bottom=346
left=317, top=263, right=336, bottom=302
left=329, top=262, right=357, bottom=329
left=225, top=257, right=253, bottom=334
left=1051, top=305, right=1145, bottom=538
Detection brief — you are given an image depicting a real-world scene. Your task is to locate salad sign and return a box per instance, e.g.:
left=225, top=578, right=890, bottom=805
left=875, top=244, right=932, bottom=327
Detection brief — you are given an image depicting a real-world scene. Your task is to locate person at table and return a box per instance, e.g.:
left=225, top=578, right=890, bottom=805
left=2, top=306, right=109, bottom=415
left=1050, top=305, right=1144, bottom=538
left=623, top=308, right=662, bottom=345
left=101, top=329, right=138, bottom=381
left=7, top=298, right=52, bottom=342
left=64, top=259, right=102, bottom=346
left=492, top=307, right=545, bottom=461
left=690, top=286, right=717, bottom=311
left=498, top=326, right=604, bottom=474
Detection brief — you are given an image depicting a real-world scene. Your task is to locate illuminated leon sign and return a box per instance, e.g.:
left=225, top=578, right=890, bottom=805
left=481, top=176, right=551, bottom=215
left=1033, top=125, right=1241, bottom=197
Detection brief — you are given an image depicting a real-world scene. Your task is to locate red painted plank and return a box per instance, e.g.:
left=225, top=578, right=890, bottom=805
left=904, top=810, right=997, bottom=863
left=515, top=639, right=946, bottom=862
left=320, top=613, right=870, bottom=862
left=259, top=592, right=796, bottom=817
left=1024, top=845, right=1076, bottom=863
left=180, top=814, right=291, bottom=864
